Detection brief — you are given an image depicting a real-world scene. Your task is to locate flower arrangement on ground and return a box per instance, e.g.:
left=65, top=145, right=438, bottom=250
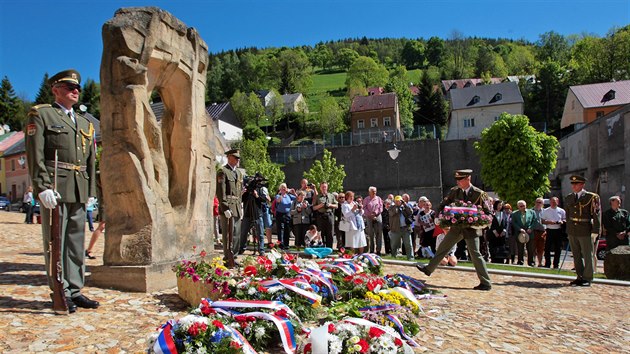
left=172, top=247, right=236, bottom=298
left=437, top=200, right=492, bottom=229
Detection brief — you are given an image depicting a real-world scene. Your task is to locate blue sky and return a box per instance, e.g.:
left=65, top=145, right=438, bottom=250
left=1, top=0, right=628, bottom=100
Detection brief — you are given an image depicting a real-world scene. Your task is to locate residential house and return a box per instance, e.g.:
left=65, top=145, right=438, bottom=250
left=2, top=138, right=30, bottom=202
left=206, top=102, right=243, bottom=143
left=560, top=80, right=630, bottom=129
left=445, top=81, right=524, bottom=140
left=441, top=77, right=503, bottom=95
left=0, top=131, right=25, bottom=197
left=367, top=87, right=384, bottom=96
left=281, top=93, right=308, bottom=114
left=254, top=90, right=275, bottom=108
left=349, top=92, right=401, bottom=144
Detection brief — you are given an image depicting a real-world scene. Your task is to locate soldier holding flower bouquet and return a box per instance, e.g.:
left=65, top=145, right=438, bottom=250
left=415, top=169, right=494, bottom=291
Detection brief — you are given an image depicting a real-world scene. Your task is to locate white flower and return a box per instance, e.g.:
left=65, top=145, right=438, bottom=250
left=194, top=347, right=208, bottom=354
left=329, top=334, right=343, bottom=354
left=228, top=279, right=237, bottom=286
left=247, top=287, right=257, bottom=295
left=267, top=285, right=284, bottom=294
left=147, top=332, right=159, bottom=349
left=255, top=326, right=266, bottom=340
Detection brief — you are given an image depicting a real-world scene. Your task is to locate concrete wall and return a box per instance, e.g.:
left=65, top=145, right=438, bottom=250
left=282, top=139, right=482, bottom=203
left=446, top=103, right=523, bottom=140
left=553, top=105, right=630, bottom=208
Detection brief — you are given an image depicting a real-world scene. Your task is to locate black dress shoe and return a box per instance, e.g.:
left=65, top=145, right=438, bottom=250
left=66, top=297, right=77, bottom=313
left=569, top=278, right=582, bottom=286
left=473, top=284, right=492, bottom=291
left=415, top=263, right=431, bottom=276
left=578, top=280, right=591, bottom=287
left=72, top=294, right=100, bottom=309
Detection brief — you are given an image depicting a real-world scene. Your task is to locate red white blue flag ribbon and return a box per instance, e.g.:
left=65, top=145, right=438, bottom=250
left=153, top=320, right=177, bottom=354
left=386, top=314, right=420, bottom=347
left=224, top=325, right=258, bottom=354
left=207, top=299, right=297, bottom=318
left=245, top=311, right=297, bottom=353
left=443, top=205, right=478, bottom=215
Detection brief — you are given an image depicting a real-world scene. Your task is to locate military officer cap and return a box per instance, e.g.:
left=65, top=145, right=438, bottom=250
left=48, top=69, right=81, bottom=86
left=225, top=149, right=240, bottom=159
left=455, top=169, right=473, bottom=179
left=569, top=175, right=586, bottom=184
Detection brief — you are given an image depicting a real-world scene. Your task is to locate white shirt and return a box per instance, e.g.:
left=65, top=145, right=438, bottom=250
left=541, top=206, right=566, bottom=229
left=55, top=102, right=76, bottom=124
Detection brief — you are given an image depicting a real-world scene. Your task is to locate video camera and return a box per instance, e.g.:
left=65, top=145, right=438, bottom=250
left=244, top=172, right=268, bottom=192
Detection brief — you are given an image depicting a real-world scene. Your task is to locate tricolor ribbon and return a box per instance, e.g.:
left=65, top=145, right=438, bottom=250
left=152, top=320, right=177, bottom=354
left=301, top=267, right=337, bottom=297
left=386, top=314, right=420, bottom=347
left=245, top=311, right=297, bottom=353
left=354, top=253, right=381, bottom=267
left=260, top=278, right=322, bottom=305
left=342, top=317, right=414, bottom=353
left=443, top=205, right=479, bottom=214
left=207, top=299, right=297, bottom=318
left=394, top=274, right=426, bottom=294
left=224, top=325, right=258, bottom=354
left=358, top=304, right=401, bottom=313
left=320, top=263, right=354, bottom=276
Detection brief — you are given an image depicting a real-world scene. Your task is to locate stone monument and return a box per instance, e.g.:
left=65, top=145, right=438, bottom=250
left=92, top=7, right=215, bottom=292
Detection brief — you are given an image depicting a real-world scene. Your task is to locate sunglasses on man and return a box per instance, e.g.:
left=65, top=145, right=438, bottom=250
left=57, top=84, right=81, bottom=92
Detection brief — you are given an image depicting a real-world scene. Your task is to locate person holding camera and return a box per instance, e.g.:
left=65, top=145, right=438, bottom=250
left=313, top=182, right=338, bottom=248
left=239, top=173, right=268, bottom=256
left=291, top=190, right=312, bottom=249
left=275, top=183, right=296, bottom=249
left=341, top=191, right=367, bottom=254
left=388, top=195, right=414, bottom=259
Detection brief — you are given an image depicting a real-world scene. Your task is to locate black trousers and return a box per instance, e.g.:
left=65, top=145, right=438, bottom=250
left=317, top=213, right=335, bottom=248
left=544, top=228, right=563, bottom=267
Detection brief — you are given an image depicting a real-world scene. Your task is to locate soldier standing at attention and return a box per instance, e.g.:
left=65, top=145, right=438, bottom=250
left=416, top=169, right=493, bottom=291
left=25, top=69, right=99, bottom=313
left=216, top=149, right=243, bottom=265
left=564, top=175, right=601, bottom=287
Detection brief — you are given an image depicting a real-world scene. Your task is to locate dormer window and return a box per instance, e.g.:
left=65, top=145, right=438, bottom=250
left=472, top=95, right=480, bottom=104
left=450, top=82, right=457, bottom=90
left=489, top=93, right=503, bottom=103
left=603, top=89, right=616, bottom=101
left=464, top=81, right=473, bottom=88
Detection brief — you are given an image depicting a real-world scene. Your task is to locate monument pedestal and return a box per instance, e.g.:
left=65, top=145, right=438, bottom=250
left=88, top=261, right=178, bottom=292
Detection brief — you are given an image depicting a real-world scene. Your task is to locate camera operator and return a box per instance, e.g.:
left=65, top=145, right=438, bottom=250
left=313, top=182, right=338, bottom=248
left=239, top=173, right=268, bottom=256
left=275, top=183, right=296, bottom=249
left=299, top=179, right=318, bottom=207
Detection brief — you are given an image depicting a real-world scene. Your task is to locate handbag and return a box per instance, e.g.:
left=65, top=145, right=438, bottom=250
left=339, top=217, right=351, bottom=232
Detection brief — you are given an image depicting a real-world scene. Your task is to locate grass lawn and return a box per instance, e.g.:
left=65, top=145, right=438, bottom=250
left=306, top=71, right=348, bottom=113
left=406, top=68, right=422, bottom=85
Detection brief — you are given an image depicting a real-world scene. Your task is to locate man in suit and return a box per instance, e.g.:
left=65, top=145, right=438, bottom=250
left=25, top=69, right=99, bottom=313
left=216, top=149, right=244, bottom=266
left=416, top=169, right=493, bottom=290
left=511, top=200, right=537, bottom=266
left=564, top=175, right=600, bottom=287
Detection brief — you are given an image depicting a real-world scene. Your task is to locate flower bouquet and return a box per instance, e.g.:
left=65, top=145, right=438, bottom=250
left=437, top=200, right=492, bottom=233
left=173, top=247, right=236, bottom=305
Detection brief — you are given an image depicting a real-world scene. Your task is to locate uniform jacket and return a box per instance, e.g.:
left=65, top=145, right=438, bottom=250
left=25, top=103, right=96, bottom=203
left=511, top=209, right=536, bottom=235
left=216, top=164, right=243, bottom=218
left=564, top=191, right=601, bottom=237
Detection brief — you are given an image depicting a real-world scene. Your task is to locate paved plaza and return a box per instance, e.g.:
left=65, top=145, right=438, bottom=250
left=0, top=211, right=628, bottom=353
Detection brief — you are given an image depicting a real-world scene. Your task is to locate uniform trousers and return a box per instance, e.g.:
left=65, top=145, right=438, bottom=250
left=219, top=215, right=241, bottom=260
left=425, top=227, right=491, bottom=287
left=41, top=203, right=86, bottom=297
left=568, top=234, right=594, bottom=281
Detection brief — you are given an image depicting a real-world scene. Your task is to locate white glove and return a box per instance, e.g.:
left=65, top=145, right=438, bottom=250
left=223, top=210, right=233, bottom=219
left=39, top=189, right=59, bottom=209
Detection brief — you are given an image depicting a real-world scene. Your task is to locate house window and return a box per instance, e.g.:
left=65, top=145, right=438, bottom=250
left=603, top=89, right=615, bottom=101
left=11, top=160, right=15, bottom=171
left=472, top=96, right=480, bottom=104
left=357, top=120, right=365, bottom=129
left=494, top=116, right=499, bottom=122
left=370, top=118, right=378, bottom=128
left=464, top=118, right=475, bottom=128
left=383, top=117, right=391, bottom=127
left=596, top=111, right=605, bottom=118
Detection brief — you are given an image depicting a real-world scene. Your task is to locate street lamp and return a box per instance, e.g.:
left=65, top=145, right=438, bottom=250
left=387, top=144, right=401, bottom=195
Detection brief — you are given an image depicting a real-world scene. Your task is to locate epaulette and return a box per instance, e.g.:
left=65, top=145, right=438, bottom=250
left=28, top=104, right=52, bottom=116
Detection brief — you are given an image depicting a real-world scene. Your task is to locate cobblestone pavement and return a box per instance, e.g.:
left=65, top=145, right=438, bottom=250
left=1, top=211, right=628, bottom=353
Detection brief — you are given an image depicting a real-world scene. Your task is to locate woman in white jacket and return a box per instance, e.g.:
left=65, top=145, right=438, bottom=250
left=341, top=191, right=367, bottom=254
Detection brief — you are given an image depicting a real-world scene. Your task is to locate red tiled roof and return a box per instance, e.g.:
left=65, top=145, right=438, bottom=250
left=570, top=80, right=630, bottom=109
left=367, top=87, right=384, bottom=95
left=441, top=78, right=503, bottom=92
left=350, top=93, right=397, bottom=112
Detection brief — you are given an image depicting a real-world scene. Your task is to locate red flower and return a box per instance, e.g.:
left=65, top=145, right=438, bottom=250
left=230, top=341, right=242, bottom=349
left=394, top=338, right=403, bottom=347
left=188, top=322, right=207, bottom=336
left=357, top=339, right=369, bottom=353
left=274, top=309, right=288, bottom=318
left=212, top=319, right=225, bottom=329
left=353, top=278, right=364, bottom=285
left=368, top=327, right=385, bottom=338
left=199, top=299, right=216, bottom=316
left=304, top=343, right=312, bottom=353
left=257, top=285, right=268, bottom=293
left=283, top=253, right=295, bottom=262
left=327, top=323, right=336, bottom=333
left=289, top=264, right=302, bottom=273
left=200, top=249, right=207, bottom=258
left=244, top=265, right=258, bottom=276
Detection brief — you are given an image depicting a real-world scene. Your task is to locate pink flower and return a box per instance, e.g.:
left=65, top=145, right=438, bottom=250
left=191, top=274, right=200, bottom=282
left=451, top=218, right=457, bottom=223
left=467, top=217, right=473, bottom=223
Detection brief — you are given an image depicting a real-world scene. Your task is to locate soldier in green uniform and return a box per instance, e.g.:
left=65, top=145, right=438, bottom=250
left=564, top=175, right=601, bottom=287
left=602, top=196, right=630, bottom=251
left=216, top=149, right=243, bottom=264
left=25, top=69, right=99, bottom=313
left=416, top=169, right=493, bottom=290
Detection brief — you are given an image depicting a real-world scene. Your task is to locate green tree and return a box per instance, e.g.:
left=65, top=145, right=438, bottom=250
left=236, top=136, right=284, bottom=193
left=475, top=45, right=508, bottom=78
left=401, top=40, right=425, bottom=69
left=526, top=60, right=568, bottom=131
left=206, top=56, right=224, bottom=103
left=220, top=52, right=242, bottom=100
left=271, top=49, right=312, bottom=94
left=79, top=79, right=100, bottom=117
left=425, top=36, right=445, bottom=67
left=0, top=76, right=24, bottom=130
left=231, top=90, right=265, bottom=126
left=345, top=56, right=389, bottom=92
left=336, top=48, right=360, bottom=70
left=385, top=66, right=415, bottom=136
left=267, top=89, right=284, bottom=132
left=34, top=73, right=53, bottom=104
left=318, top=96, right=345, bottom=135
left=415, top=69, right=448, bottom=127
left=239, top=52, right=271, bottom=93
left=536, top=31, right=570, bottom=64
left=504, top=43, right=536, bottom=75
left=474, top=113, right=559, bottom=206
left=309, top=44, right=333, bottom=71
left=303, top=149, right=346, bottom=192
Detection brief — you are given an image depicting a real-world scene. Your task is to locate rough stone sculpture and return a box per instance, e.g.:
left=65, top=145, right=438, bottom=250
left=604, top=245, right=630, bottom=281
left=93, top=7, right=214, bottom=291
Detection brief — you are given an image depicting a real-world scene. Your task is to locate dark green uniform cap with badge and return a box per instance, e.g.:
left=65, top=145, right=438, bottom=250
left=225, top=149, right=240, bottom=159
left=569, top=175, right=587, bottom=184
left=48, top=69, right=81, bottom=86
left=455, top=169, right=473, bottom=180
